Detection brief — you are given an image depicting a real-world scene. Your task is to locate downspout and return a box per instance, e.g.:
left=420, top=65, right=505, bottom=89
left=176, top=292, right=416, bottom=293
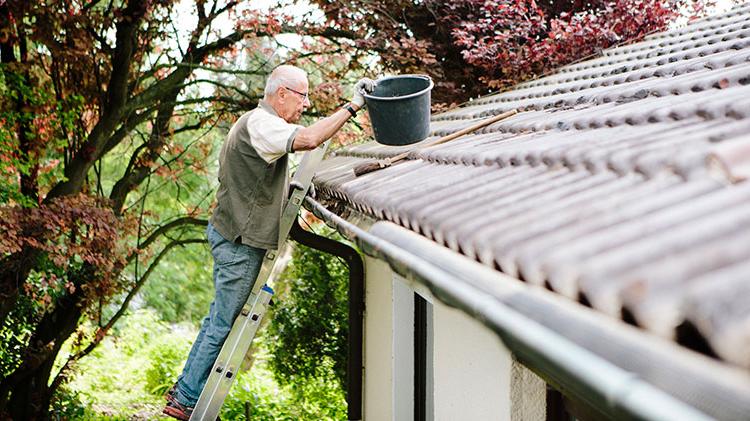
left=304, top=196, right=750, bottom=421
left=289, top=217, right=364, bottom=421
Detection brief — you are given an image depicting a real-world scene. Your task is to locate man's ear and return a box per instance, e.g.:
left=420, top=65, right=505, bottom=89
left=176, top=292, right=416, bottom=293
left=276, top=87, right=287, bottom=103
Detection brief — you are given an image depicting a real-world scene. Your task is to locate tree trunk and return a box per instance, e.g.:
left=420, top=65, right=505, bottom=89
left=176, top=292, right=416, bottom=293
left=3, top=354, right=57, bottom=420
left=0, top=281, right=85, bottom=420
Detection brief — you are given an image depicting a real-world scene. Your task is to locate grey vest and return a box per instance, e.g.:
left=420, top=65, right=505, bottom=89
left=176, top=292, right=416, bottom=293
left=210, top=104, right=290, bottom=250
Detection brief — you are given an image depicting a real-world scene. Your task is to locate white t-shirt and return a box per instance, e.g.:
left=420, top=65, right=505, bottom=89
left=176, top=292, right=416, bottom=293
left=247, top=103, right=303, bottom=163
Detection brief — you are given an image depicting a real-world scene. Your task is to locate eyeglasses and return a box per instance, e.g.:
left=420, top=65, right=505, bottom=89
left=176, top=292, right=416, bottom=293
left=284, top=86, right=309, bottom=102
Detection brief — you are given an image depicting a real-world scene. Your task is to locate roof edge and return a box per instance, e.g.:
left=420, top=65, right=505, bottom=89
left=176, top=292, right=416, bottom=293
left=305, top=197, right=750, bottom=420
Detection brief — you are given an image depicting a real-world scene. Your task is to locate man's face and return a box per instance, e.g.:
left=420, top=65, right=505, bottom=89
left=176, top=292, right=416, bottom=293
left=278, top=78, right=310, bottom=123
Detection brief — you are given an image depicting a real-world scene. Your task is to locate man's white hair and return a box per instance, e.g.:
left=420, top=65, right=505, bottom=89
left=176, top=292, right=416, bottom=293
left=264, top=65, right=307, bottom=99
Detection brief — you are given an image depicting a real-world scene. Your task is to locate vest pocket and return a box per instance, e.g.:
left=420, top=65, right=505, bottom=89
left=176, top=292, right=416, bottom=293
left=253, top=162, right=277, bottom=205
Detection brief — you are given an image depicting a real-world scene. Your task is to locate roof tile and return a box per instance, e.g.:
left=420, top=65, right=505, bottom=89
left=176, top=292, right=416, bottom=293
left=312, top=4, right=750, bottom=368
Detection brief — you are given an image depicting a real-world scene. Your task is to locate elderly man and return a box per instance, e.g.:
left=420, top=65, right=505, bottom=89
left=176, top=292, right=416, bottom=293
left=163, top=65, right=375, bottom=420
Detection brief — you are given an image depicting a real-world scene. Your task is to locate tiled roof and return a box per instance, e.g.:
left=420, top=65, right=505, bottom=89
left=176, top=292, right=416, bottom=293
left=312, top=3, right=750, bottom=370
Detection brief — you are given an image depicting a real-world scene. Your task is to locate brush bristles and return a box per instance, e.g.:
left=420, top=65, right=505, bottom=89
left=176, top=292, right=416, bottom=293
left=353, top=161, right=388, bottom=177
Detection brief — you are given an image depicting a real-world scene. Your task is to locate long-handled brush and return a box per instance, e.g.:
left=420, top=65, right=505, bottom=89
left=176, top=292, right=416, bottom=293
left=353, top=109, right=518, bottom=177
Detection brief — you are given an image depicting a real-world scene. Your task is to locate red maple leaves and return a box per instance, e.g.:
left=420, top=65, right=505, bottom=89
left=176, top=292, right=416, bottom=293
left=441, top=0, right=693, bottom=88
left=0, top=194, right=131, bottom=308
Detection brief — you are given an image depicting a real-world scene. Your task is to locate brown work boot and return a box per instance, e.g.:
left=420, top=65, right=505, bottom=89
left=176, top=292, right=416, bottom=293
left=162, top=399, right=193, bottom=421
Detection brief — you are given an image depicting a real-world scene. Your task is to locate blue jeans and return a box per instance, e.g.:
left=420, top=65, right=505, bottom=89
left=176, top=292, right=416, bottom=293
left=175, top=222, right=266, bottom=407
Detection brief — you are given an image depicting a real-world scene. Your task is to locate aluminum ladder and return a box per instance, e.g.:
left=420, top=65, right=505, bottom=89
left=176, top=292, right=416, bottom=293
left=189, top=142, right=328, bottom=420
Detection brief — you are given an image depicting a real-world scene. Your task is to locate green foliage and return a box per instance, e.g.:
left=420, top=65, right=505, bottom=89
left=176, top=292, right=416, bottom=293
left=0, top=67, right=84, bottom=206
left=267, top=226, right=351, bottom=392
left=221, top=344, right=346, bottom=421
left=140, top=242, right=215, bottom=324
left=53, top=305, right=346, bottom=420
left=144, top=335, right=191, bottom=397
left=0, top=297, right=35, bottom=377
left=57, top=309, right=191, bottom=418
left=49, top=385, right=87, bottom=420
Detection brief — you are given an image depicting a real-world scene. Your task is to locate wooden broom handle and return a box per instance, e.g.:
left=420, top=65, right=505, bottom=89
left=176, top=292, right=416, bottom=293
left=423, top=109, right=518, bottom=148
left=384, top=109, right=518, bottom=164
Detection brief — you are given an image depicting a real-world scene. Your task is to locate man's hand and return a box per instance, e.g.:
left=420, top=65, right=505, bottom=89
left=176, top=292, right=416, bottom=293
left=352, top=78, right=376, bottom=108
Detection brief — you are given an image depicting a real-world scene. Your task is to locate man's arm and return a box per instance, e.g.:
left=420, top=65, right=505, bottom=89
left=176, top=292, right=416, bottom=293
left=292, top=105, right=358, bottom=152
left=292, top=78, right=376, bottom=151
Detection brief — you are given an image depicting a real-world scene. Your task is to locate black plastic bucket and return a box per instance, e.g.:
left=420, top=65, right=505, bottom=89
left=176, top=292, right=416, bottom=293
left=364, top=75, right=434, bottom=146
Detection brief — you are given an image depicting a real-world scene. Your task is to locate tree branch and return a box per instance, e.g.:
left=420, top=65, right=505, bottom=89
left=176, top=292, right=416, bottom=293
left=100, top=107, right=156, bottom=157
left=110, top=74, right=183, bottom=213
left=183, top=78, right=259, bottom=101
left=82, top=0, right=104, bottom=11
left=141, top=62, right=268, bottom=81
left=168, top=95, right=259, bottom=110
left=49, top=238, right=205, bottom=394
left=127, top=217, right=208, bottom=264
left=124, top=29, right=251, bottom=113
left=44, top=0, right=150, bottom=201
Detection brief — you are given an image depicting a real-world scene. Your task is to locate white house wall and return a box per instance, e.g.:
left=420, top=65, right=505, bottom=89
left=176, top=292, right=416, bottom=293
left=363, top=253, right=548, bottom=420
left=363, top=255, right=396, bottom=420
left=431, top=293, right=513, bottom=420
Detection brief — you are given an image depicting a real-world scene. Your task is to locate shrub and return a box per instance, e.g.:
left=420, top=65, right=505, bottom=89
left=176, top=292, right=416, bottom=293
left=58, top=309, right=192, bottom=418
left=144, top=334, right=191, bottom=397
left=267, top=238, right=350, bottom=389
left=221, top=345, right=346, bottom=421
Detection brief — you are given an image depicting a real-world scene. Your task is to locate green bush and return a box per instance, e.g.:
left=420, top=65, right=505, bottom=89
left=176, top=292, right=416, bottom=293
left=58, top=308, right=192, bottom=419
left=0, top=296, right=35, bottom=377
left=50, top=385, right=86, bottom=420
left=141, top=244, right=215, bottom=324
left=267, top=237, right=350, bottom=389
left=144, top=333, right=191, bottom=396
left=221, top=345, right=346, bottom=421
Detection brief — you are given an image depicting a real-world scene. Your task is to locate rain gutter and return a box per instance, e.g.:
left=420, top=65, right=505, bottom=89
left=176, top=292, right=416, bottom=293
left=304, top=196, right=750, bottom=421
left=289, top=218, right=364, bottom=421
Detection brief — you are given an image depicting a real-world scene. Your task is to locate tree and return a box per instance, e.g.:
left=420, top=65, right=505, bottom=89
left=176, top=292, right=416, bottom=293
left=305, top=0, right=708, bottom=101
left=441, top=0, right=708, bottom=88
left=0, top=1, right=288, bottom=417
